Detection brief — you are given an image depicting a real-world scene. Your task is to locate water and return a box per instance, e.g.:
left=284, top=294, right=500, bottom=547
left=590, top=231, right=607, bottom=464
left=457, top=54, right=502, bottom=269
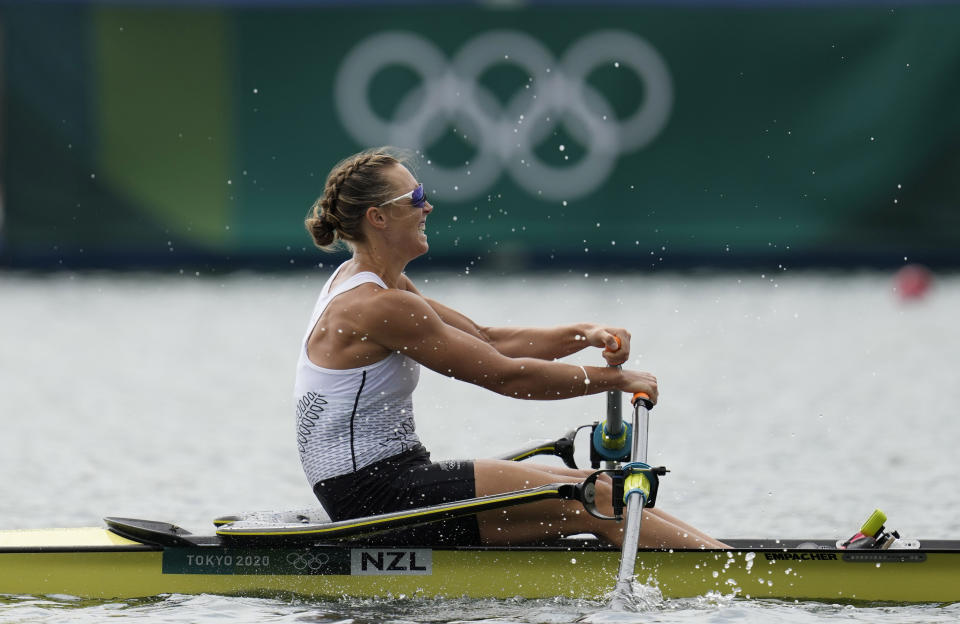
left=2, top=268, right=958, bottom=622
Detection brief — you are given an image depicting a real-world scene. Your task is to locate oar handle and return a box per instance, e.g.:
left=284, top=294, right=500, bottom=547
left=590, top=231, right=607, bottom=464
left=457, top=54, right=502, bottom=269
left=605, top=334, right=623, bottom=359
left=632, top=391, right=653, bottom=410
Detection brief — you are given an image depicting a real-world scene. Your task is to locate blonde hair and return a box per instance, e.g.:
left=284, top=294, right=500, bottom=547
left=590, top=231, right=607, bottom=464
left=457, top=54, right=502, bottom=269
left=305, top=147, right=406, bottom=250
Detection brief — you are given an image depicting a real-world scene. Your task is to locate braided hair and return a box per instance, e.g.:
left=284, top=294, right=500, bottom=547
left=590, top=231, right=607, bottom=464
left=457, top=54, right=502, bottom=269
left=305, top=147, right=405, bottom=250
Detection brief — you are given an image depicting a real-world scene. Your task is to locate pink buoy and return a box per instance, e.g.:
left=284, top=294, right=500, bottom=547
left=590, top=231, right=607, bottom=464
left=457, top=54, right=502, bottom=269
left=894, top=264, right=932, bottom=300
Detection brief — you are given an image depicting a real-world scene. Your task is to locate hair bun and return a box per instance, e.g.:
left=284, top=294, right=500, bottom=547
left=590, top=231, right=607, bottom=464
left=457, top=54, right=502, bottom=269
left=306, top=214, right=337, bottom=248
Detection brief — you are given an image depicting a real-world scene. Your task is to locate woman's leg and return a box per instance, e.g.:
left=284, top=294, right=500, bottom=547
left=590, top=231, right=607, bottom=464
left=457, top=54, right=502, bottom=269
left=473, top=459, right=727, bottom=549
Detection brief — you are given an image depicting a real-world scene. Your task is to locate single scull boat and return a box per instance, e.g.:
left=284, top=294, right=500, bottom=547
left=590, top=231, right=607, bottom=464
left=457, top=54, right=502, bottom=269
left=2, top=397, right=950, bottom=603
left=2, top=518, right=957, bottom=602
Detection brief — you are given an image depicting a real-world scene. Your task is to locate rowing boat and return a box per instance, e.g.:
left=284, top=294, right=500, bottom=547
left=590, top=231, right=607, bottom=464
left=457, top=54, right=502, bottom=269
left=2, top=517, right=958, bottom=603
left=3, top=398, right=953, bottom=604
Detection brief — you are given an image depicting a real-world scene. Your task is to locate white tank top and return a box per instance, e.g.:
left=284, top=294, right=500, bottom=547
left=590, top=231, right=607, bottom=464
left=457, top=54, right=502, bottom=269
left=294, top=263, right=422, bottom=485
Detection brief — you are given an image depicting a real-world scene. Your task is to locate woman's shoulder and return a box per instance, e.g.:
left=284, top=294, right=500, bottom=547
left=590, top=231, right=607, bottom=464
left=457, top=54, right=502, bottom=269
left=328, top=279, right=423, bottom=312
left=397, top=273, right=422, bottom=295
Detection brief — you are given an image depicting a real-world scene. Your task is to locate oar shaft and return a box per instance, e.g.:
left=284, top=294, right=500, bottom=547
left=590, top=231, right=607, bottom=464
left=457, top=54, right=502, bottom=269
left=611, top=494, right=645, bottom=603
left=604, top=335, right=624, bottom=438
left=606, top=387, right=623, bottom=437
left=610, top=396, right=652, bottom=610
left=603, top=385, right=624, bottom=471
left=631, top=397, right=650, bottom=464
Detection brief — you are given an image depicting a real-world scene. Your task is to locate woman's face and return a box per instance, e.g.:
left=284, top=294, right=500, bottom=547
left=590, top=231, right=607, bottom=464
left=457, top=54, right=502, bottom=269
left=380, top=164, right=434, bottom=256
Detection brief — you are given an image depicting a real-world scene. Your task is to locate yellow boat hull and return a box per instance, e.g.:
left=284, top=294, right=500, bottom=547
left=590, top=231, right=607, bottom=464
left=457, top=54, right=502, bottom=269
left=2, top=528, right=957, bottom=603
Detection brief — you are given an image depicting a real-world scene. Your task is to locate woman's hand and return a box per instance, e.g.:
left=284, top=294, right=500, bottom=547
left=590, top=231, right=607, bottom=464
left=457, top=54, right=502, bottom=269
left=583, top=325, right=631, bottom=366
left=620, top=369, right=659, bottom=405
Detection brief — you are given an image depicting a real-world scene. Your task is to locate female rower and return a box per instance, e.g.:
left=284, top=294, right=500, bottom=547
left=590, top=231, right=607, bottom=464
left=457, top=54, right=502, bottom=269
left=296, top=147, right=726, bottom=549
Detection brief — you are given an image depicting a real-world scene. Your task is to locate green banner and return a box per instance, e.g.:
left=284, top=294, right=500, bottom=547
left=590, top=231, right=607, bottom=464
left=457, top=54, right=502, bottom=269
left=2, top=3, right=959, bottom=268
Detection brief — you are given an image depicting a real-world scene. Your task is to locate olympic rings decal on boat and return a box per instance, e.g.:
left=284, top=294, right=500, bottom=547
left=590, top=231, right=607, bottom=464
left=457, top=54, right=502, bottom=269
left=286, top=551, right=331, bottom=572
left=334, top=30, right=673, bottom=201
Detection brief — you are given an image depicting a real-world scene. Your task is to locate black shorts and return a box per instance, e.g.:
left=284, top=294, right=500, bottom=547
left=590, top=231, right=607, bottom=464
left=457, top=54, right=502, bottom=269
left=312, top=446, right=482, bottom=546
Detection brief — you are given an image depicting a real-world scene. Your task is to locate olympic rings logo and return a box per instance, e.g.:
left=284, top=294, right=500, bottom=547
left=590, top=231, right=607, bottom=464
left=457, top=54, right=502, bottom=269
left=286, top=551, right=331, bottom=572
left=334, top=30, right=673, bottom=201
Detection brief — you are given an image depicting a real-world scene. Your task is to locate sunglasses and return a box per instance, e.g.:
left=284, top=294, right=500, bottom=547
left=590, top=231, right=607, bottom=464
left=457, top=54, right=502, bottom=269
left=379, top=183, right=427, bottom=209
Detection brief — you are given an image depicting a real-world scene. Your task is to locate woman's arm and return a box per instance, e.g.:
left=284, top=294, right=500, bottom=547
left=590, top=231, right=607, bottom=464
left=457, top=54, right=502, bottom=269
left=481, top=324, right=629, bottom=364
left=362, top=287, right=656, bottom=402
left=399, top=274, right=630, bottom=364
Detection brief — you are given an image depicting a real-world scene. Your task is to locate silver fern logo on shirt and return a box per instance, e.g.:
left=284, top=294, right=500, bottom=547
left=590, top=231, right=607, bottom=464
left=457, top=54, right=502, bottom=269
left=295, top=392, right=328, bottom=454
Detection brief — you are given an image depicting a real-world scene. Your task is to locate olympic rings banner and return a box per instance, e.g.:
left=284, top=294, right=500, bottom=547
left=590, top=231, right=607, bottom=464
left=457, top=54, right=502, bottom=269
left=2, top=3, right=959, bottom=269
left=334, top=29, right=673, bottom=203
